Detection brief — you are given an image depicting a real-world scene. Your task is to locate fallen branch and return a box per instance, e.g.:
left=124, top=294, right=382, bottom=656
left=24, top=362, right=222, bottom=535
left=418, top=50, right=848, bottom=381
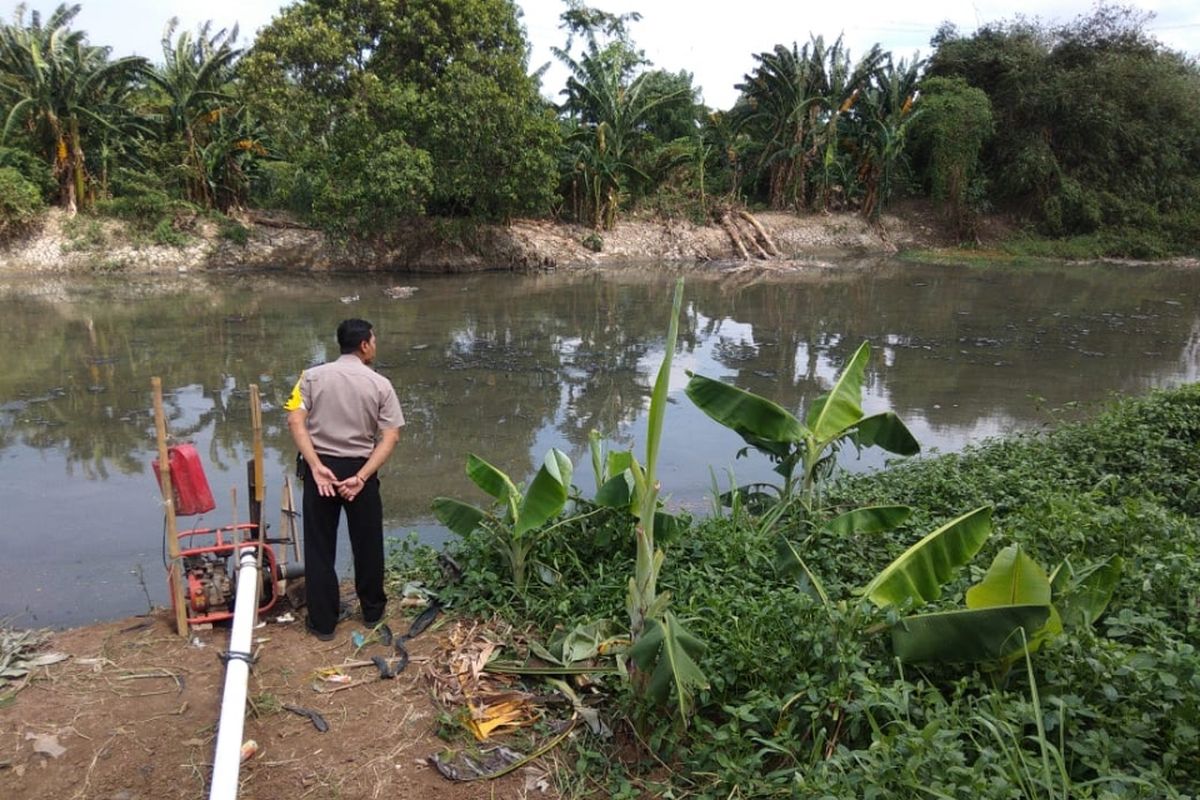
left=738, top=210, right=781, bottom=257
left=717, top=212, right=750, bottom=260
left=244, top=213, right=318, bottom=232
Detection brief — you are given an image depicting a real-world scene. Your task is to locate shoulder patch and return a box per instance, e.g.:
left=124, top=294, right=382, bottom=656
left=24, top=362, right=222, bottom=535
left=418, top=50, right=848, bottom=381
left=283, top=372, right=305, bottom=412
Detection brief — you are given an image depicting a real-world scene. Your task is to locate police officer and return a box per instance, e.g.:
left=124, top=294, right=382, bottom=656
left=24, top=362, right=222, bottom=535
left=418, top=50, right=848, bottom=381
left=285, top=319, right=404, bottom=640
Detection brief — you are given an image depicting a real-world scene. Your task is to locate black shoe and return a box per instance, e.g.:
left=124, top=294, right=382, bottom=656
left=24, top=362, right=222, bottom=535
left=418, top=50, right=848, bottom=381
left=306, top=620, right=336, bottom=642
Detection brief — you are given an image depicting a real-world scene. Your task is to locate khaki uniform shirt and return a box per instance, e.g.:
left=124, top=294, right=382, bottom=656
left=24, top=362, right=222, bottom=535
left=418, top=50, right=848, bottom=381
left=284, top=355, right=404, bottom=458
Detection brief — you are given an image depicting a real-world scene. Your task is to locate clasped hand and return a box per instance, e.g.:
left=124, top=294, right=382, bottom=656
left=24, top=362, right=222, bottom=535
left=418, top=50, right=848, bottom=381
left=312, top=464, right=366, bottom=501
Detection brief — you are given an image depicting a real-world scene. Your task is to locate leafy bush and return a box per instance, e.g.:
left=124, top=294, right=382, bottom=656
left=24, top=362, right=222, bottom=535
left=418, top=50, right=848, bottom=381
left=218, top=218, right=249, bottom=245
left=94, top=168, right=199, bottom=246
left=0, top=167, right=44, bottom=240
left=249, top=160, right=318, bottom=216
left=0, top=146, right=54, bottom=200
left=61, top=217, right=108, bottom=252
left=150, top=218, right=190, bottom=247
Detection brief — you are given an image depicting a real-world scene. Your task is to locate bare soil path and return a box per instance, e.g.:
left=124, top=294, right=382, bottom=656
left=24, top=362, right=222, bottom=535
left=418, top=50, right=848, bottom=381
left=0, top=608, right=549, bottom=800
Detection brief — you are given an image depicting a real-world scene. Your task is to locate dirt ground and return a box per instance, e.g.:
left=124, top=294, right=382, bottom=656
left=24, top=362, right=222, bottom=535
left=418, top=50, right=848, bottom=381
left=0, top=598, right=561, bottom=800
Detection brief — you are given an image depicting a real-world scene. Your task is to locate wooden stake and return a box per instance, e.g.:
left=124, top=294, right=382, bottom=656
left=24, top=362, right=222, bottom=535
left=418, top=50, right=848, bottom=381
left=151, top=377, right=189, bottom=638
left=250, top=385, right=268, bottom=606
left=281, top=476, right=301, bottom=563
left=250, top=385, right=265, bottom=557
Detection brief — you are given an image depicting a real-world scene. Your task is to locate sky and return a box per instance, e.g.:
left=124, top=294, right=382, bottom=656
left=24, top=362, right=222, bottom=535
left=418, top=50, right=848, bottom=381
left=14, top=0, right=1200, bottom=110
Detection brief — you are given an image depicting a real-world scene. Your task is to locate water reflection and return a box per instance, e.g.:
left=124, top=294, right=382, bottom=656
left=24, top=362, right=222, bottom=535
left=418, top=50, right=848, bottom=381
left=1, top=260, right=1197, bottom=627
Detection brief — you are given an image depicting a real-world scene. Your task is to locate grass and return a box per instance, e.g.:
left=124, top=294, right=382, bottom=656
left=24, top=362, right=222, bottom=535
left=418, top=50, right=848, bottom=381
left=61, top=216, right=109, bottom=252
left=901, top=224, right=1198, bottom=266
left=400, top=382, right=1200, bottom=797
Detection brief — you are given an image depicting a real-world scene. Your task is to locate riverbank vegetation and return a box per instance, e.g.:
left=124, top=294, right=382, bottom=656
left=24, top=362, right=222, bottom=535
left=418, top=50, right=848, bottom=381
left=1, top=1, right=1197, bottom=258
left=416, top=345, right=1200, bottom=797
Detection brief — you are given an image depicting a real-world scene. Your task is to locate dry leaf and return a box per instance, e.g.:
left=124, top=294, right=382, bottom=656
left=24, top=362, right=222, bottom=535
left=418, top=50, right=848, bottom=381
left=465, top=698, right=538, bottom=741
left=25, top=653, right=69, bottom=668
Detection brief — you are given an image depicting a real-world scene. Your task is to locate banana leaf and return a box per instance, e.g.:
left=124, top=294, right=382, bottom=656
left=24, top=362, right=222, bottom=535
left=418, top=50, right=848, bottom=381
left=966, top=544, right=1051, bottom=608
left=823, top=504, right=912, bottom=535
left=466, top=454, right=519, bottom=502
left=774, top=535, right=831, bottom=607
left=805, top=342, right=869, bottom=443
left=719, top=483, right=782, bottom=514
left=644, top=280, right=684, bottom=498
left=1052, top=555, right=1124, bottom=629
left=515, top=448, right=572, bottom=537
left=594, top=470, right=634, bottom=508
left=891, top=604, right=1051, bottom=663
left=654, top=510, right=685, bottom=542
left=628, top=612, right=708, bottom=725
left=853, top=411, right=921, bottom=456
left=966, top=543, right=1063, bottom=653
left=607, top=450, right=634, bottom=480
left=684, top=372, right=807, bottom=452
left=860, top=505, right=993, bottom=609
left=432, top=497, right=486, bottom=537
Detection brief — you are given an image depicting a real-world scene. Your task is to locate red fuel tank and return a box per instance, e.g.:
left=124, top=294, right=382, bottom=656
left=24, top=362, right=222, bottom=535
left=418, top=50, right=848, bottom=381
left=153, top=444, right=216, bottom=516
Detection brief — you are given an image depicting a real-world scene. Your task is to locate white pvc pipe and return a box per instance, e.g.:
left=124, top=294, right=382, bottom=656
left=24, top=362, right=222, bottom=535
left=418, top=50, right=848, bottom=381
left=209, top=546, right=261, bottom=800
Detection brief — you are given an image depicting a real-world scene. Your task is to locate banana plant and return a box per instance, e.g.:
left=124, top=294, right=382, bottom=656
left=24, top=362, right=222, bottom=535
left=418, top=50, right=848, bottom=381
left=861, top=506, right=1123, bottom=670
left=624, top=278, right=708, bottom=728
left=689, top=341, right=918, bottom=608
left=432, top=448, right=575, bottom=592
left=685, top=341, right=919, bottom=513
left=860, top=506, right=1051, bottom=665
left=587, top=429, right=685, bottom=542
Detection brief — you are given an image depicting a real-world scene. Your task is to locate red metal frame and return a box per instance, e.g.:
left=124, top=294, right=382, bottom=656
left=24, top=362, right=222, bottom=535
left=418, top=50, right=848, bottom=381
left=169, top=523, right=279, bottom=625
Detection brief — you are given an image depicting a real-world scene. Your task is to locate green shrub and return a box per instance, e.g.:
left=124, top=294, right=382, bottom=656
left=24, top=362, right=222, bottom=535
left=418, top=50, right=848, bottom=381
left=150, top=218, right=190, bottom=247
left=218, top=218, right=250, bottom=245
left=250, top=160, right=317, bottom=215
left=0, top=167, right=44, bottom=240
left=61, top=217, right=108, bottom=252
left=0, top=146, right=54, bottom=200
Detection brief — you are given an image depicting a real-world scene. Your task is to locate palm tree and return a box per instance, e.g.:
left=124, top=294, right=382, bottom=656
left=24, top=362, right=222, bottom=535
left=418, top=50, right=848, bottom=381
left=854, top=54, right=923, bottom=219
left=733, top=36, right=885, bottom=212
left=142, top=18, right=243, bottom=208
left=0, top=3, right=146, bottom=212
left=555, top=31, right=687, bottom=229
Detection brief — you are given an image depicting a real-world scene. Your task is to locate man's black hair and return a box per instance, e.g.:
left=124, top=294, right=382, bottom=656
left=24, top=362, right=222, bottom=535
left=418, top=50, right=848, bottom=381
left=337, top=318, right=374, bottom=354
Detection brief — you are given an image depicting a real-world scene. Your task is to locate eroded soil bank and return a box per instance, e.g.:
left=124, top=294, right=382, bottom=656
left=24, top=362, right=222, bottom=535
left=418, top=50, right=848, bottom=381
left=0, top=205, right=955, bottom=275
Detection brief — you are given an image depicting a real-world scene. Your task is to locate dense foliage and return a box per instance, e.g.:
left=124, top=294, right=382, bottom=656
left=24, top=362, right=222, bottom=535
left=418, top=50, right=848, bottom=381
left=927, top=7, right=1200, bottom=252
left=431, top=382, right=1200, bottom=798
left=239, top=0, right=560, bottom=230
left=1, top=1, right=1197, bottom=253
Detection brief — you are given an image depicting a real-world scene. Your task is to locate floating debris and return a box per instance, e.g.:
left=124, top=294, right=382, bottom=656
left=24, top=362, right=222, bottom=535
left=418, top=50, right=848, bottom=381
left=383, top=286, right=419, bottom=299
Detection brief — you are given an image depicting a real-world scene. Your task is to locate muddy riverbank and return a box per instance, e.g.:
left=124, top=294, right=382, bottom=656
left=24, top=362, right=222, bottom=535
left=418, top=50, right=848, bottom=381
left=0, top=205, right=956, bottom=274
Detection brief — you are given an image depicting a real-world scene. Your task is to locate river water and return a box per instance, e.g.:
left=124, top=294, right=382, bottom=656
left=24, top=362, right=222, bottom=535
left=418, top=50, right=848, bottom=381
left=1, top=259, right=1197, bottom=627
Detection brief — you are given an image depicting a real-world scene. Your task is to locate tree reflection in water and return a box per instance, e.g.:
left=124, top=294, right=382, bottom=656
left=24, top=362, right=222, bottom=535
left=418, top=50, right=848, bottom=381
left=0, top=263, right=1197, bottom=624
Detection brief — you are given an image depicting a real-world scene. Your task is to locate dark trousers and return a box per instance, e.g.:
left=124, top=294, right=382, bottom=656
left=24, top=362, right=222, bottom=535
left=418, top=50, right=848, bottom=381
left=302, top=455, right=387, bottom=634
